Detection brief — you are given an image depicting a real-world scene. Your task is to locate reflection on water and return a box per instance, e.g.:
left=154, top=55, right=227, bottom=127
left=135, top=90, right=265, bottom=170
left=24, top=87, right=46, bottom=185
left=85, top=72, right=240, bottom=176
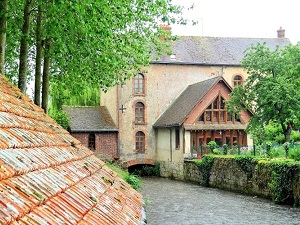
left=140, top=177, right=300, bottom=225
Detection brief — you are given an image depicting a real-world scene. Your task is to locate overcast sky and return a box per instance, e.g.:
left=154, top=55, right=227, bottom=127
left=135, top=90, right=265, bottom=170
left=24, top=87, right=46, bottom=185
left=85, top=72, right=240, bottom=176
left=171, top=0, right=300, bottom=44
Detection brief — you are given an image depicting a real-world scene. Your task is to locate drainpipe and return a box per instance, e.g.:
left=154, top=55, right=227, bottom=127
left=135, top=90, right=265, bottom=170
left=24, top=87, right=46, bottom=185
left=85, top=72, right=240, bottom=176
left=117, top=85, right=120, bottom=158
left=169, top=128, right=172, bottom=162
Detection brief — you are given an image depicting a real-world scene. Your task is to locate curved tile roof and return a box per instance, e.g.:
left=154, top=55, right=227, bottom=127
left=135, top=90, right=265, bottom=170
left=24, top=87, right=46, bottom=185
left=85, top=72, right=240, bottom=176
left=0, top=75, right=144, bottom=224
left=154, top=36, right=291, bottom=65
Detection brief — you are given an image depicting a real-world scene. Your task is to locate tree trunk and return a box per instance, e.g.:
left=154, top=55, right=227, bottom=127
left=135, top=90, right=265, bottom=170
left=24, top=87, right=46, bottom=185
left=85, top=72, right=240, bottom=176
left=18, top=0, right=31, bottom=93
left=41, top=39, right=50, bottom=113
left=0, top=0, right=7, bottom=74
left=283, top=123, right=292, bottom=143
left=34, top=5, right=42, bottom=106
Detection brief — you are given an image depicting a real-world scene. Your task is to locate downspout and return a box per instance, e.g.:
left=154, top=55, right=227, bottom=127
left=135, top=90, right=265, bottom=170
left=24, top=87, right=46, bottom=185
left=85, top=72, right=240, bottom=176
left=117, top=85, right=120, bottom=158
left=169, top=128, right=172, bottom=162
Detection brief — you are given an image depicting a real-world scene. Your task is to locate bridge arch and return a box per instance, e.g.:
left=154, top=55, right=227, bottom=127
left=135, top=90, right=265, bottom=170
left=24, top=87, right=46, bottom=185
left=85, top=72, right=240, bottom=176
left=125, top=158, right=155, bottom=168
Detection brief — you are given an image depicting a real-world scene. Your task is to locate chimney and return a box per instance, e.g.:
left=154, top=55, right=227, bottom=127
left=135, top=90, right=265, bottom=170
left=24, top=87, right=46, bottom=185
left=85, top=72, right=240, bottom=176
left=159, top=24, right=172, bottom=41
left=277, top=27, right=285, bottom=38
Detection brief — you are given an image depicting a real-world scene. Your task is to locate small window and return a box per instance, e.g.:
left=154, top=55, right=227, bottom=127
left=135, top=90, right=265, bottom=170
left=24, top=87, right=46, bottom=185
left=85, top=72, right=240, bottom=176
left=175, top=127, right=180, bottom=149
left=233, top=75, right=243, bottom=87
left=135, top=102, right=145, bottom=124
left=88, top=133, right=95, bottom=151
left=135, top=131, right=145, bottom=153
left=134, top=73, right=144, bottom=94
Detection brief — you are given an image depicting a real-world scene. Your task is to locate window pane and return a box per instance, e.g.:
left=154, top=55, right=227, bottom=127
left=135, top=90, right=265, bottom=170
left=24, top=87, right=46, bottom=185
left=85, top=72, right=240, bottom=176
left=135, top=131, right=145, bottom=152
left=135, top=102, right=145, bottom=123
left=134, top=73, right=144, bottom=94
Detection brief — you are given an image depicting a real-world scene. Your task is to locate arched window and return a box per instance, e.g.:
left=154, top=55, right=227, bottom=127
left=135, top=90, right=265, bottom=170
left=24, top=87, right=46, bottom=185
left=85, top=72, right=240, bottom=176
left=135, top=131, right=145, bottom=153
left=135, top=102, right=145, bottom=124
left=233, top=75, right=243, bottom=87
left=134, top=73, right=144, bottom=94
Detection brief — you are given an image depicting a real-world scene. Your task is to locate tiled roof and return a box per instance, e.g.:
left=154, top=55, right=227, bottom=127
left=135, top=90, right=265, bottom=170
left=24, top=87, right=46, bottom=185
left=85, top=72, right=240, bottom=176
left=153, top=76, right=221, bottom=128
left=153, top=36, right=291, bottom=65
left=63, top=106, right=118, bottom=132
left=0, top=75, right=144, bottom=225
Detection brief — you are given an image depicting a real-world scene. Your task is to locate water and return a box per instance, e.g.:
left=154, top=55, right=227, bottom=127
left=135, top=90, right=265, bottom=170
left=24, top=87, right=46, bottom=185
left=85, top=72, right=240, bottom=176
left=140, top=177, right=300, bottom=225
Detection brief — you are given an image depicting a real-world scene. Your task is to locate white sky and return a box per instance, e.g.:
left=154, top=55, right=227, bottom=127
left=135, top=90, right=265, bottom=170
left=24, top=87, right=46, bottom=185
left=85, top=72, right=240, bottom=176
left=171, top=0, right=300, bottom=44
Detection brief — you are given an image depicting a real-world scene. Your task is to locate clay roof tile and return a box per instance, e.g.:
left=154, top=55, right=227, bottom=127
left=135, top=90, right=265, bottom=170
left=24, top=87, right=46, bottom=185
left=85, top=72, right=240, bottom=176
left=0, top=75, right=144, bottom=225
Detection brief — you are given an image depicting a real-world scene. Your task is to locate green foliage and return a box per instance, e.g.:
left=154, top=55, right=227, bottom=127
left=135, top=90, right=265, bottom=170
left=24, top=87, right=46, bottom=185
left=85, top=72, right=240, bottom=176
left=226, top=44, right=300, bottom=144
left=268, top=146, right=286, bottom=158
left=125, top=174, right=142, bottom=190
left=235, top=155, right=257, bottom=178
left=106, top=161, right=142, bottom=190
left=49, top=110, right=70, bottom=129
left=3, top=0, right=191, bottom=111
left=268, top=161, right=299, bottom=204
left=194, top=154, right=214, bottom=186
left=207, top=141, right=218, bottom=153
left=50, top=81, right=100, bottom=111
left=132, top=163, right=161, bottom=177
left=288, top=146, right=300, bottom=161
left=222, top=144, right=229, bottom=155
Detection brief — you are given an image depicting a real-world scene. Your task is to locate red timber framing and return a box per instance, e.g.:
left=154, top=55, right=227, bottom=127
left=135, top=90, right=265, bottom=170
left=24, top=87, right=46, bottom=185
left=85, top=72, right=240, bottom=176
left=190, top=130, right=247, bottom=155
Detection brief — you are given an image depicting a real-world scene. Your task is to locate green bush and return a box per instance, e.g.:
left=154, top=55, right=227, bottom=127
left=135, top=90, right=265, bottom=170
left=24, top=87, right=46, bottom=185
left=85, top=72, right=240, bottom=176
left=125, top=174, right=142, bottom=190
left=289, top=146, right=300, bottom=161
left=269, top=146, right=285, bottom=158
left=207, top=141, right=218, bottom=153
left=194, top=154, right=214, bottom=186
left=49, top=110, right=70, bottom=129
left=106, top=161, right=142, bottom=190
left=268, top=161, right=299, bottom=204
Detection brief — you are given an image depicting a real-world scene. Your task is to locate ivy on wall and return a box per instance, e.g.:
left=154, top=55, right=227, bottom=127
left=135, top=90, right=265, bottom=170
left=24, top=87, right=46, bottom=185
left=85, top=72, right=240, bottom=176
left=194, top=155, right=214, bottom=187
left=268, top=161, right=300, bottom=205
left=235, top=155, right=258, bottom=179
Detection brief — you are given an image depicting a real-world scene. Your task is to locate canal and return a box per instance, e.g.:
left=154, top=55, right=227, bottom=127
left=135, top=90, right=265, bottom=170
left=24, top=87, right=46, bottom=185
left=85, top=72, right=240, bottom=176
left=140, top=177, right=300, bottom=225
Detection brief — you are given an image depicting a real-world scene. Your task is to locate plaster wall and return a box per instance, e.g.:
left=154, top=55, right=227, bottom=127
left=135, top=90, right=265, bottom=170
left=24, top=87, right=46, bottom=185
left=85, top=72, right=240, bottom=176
left=100, top=63, right=249, bottom=162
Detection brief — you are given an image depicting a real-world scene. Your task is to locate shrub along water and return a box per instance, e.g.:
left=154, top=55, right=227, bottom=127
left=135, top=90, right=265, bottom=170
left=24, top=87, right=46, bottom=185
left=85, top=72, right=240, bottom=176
left=106, top=161, right=142, bottom=190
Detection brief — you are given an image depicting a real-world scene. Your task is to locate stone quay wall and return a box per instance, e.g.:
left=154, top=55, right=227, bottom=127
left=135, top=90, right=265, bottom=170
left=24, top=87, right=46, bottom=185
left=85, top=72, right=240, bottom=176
left=159, top=157, right=300, bottom=205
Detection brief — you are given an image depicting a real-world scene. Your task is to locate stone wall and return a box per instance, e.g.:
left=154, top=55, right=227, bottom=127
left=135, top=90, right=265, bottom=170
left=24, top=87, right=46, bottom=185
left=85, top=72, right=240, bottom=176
left=160, top=161, right=185, bottom=180
left=161, top=157, right=300, bottom=205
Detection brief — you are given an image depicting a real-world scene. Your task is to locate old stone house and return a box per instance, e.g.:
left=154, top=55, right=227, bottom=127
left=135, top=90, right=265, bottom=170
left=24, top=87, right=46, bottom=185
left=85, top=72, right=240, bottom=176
left=0, top=75, right=145, bottom=224
left=100, top=27, right=290, bottom=166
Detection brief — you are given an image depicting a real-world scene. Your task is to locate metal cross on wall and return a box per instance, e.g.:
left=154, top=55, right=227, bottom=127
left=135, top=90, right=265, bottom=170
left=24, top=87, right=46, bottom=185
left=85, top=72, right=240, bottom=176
left=119, top=104, right=127, bottom=113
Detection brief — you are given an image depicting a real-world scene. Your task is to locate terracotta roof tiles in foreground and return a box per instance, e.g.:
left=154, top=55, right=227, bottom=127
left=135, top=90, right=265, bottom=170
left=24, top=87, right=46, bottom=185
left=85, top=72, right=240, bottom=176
left=0, top=75, right=144, bottom=225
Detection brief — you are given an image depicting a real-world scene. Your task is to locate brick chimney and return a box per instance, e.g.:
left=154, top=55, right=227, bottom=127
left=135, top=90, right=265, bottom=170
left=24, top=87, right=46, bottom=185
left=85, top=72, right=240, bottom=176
left=277, top=27, right=285, bottom=38
left=159, top=24, right=172, bottom=41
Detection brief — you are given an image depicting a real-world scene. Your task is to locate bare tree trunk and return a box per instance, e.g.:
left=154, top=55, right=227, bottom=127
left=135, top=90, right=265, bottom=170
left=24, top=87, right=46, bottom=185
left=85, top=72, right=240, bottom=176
left=0, top=0, right=7, bottom=74
left=18, top=0, right=31, bottom=93
left=42, top=39, right=50, bottom=113
left=34, top=5, right=42, bottom=106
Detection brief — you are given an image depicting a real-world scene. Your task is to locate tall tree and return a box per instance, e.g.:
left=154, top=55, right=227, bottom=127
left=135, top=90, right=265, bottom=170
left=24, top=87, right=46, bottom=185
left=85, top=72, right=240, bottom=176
left=2, top=0, right=189, bottom=112
left=34, top=4, right=42, bottom=106
left=18, top=0, right=33, bottom=93
left=0, top=0, right=7, bottom=74
left=226, top=43, right=300, bottom=143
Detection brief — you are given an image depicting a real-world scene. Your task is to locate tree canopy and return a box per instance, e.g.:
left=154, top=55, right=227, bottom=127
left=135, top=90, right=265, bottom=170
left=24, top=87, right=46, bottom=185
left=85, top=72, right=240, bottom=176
left=0, top=0, right=191, bottom=112
left=226, top=43, right=300, bottom=143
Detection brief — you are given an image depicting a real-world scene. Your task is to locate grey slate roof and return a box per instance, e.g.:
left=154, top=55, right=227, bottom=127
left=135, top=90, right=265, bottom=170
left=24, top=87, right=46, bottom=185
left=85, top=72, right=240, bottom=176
left=153, top=36, right=291, bottom=65
left=64, top=106, right=118, bottom=132
left=153, top=76, right=223, bottom=128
